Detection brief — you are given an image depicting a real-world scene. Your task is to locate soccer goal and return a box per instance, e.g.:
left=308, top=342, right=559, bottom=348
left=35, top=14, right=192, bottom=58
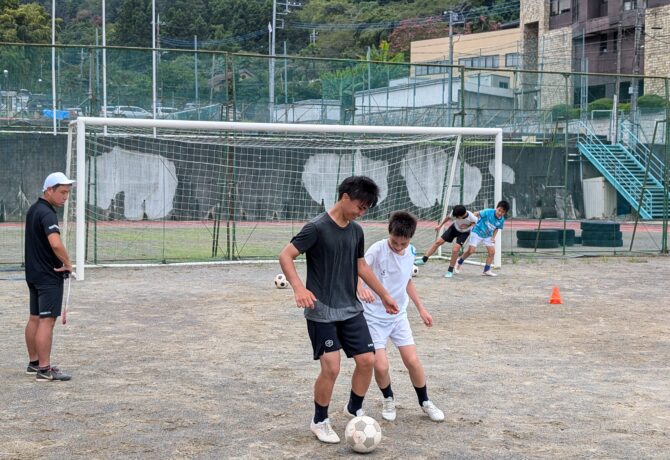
left=65, top=118, right=502, bottom=280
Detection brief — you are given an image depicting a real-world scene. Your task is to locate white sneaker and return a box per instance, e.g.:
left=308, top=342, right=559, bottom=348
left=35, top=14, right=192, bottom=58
left=381, top=397, right=397, bottom=421
left=421, top=400, right=445, bottom=422
left=482, top=270, right=497, bottom=277
left=343, top=403, right=365, bottom=418
left=454, top=263, right=463, bottom=274
left=310, top=418, right=340, bottom=443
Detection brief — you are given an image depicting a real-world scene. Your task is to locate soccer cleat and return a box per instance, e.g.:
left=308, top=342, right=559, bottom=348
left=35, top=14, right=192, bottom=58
left=26, top=363, right=40, bottom=374
left=414, top=259, right=426, bottom=266
left=343, top=402, right=366, bottom=418
left=310, top=418, right=340, bottom=443
left=35, top=366, right=71, bottom=382
left=482, top=270, right=497, bottom=277
left=381, top=397, right=397, bottom=421
left=444, top=271, right=454, bottom=278
left=454, top=263, right=463, bottom=274
left=421, top=400, right=445, bottom=422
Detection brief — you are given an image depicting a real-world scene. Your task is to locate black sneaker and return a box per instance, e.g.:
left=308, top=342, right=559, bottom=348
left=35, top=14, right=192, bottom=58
left=26, top=363, right=40, bottom=374
left=36, top=366, right=72, bottom=382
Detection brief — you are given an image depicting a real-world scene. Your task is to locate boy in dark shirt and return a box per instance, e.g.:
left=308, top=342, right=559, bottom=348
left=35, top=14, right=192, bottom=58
left=279, top=176, right=399, bottom=444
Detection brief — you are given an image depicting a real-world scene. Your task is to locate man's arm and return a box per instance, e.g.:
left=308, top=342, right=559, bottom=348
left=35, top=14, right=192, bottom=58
left=407, top=279, right=432, bottom=327
left=491, top=228, right=499, bottom=242
left=47, top=233, right=73, bottom=273
left=358, top=258, right=399, bottom=314
left=278, top=243, right=317, bottom=309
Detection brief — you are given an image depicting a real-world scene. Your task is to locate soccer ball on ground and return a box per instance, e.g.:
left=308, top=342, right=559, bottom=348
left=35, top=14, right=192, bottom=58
left=274, top=273, right=288, bottom=289
left=344, top=415, right=382, bottom=453
left=412, top=264, right=419, bottom=277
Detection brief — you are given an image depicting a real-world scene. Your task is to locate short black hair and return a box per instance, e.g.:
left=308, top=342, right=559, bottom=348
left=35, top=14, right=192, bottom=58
left=496, top=200, right=510, bottom=212
left=337, top=176, right=380, bottom=208
left=452, top=205, right=467, bottom=218
left=388, top=210, right=417, bottom=238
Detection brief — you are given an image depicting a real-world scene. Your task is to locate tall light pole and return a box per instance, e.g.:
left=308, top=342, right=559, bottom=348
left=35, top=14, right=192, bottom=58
left=3, top=69, right=8, bottom=120
left=269, top=0, right=277, bottom=122
left=51, top=0, right=57, bottom=134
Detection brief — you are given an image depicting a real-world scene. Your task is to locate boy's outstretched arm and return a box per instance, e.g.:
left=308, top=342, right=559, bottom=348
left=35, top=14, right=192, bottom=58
left=279, top=243, right=317, bottom=309
left=358, top=258, right=399, bottom=314
left=407, top=279, right=433, bottom=327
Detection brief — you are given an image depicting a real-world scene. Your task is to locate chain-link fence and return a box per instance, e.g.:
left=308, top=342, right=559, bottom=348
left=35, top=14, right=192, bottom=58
left=1, top=44, right=668, bottom=267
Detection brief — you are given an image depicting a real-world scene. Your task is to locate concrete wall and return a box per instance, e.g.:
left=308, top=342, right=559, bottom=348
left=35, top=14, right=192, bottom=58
left=644, top=4, right=670, bottom=96
left=1, top=133, right=589, bottom=222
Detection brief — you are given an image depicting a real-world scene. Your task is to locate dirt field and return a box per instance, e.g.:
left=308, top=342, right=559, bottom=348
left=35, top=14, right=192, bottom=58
left=1, top=256, right=669, bottom=459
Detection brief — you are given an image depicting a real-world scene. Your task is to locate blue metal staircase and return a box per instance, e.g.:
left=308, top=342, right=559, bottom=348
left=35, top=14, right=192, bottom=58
left=576, top=122, right=668, bottom=219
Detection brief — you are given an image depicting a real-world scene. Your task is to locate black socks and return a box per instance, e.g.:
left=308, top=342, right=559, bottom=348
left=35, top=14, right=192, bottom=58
left=380, top=384, right=394, bottom=399
left=414, top=385, right=429, bottom=405
left=314, top=401, right=329, bottom=424
left=348, top=390, right=365, bottom=414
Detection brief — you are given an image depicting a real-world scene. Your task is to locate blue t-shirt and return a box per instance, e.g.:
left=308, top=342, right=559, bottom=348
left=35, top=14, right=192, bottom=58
left=472, top=208, right=505, bottom=239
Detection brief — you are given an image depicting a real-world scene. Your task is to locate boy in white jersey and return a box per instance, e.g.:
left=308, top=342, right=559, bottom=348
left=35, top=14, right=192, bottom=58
left=414, top=205, right=478, bottom=278
left=357, top=211, right=445, bottom=422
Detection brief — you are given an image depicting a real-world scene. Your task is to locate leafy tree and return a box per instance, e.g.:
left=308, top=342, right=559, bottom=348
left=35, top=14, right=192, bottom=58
left=161, top=0, right=209, bottom=41
left=113, top=0, right=151, bottom=46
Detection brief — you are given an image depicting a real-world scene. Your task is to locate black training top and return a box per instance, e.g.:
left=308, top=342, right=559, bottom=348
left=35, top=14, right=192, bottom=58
left=25, top=198, right=63, bottom=285
left=291, top=212, right=365, bottom=322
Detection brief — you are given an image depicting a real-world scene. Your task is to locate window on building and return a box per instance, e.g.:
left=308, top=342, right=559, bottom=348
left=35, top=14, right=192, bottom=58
left=623, top=0, right=638, bottom=10
left=505, top=53, right=521, bottom=68
left=459, top=55, right=500, bottom=69
left=599, top=34, right=608, bottom=54
left=499, top=81, right=509, bottom=89
left=415, top=60, right=450, bottom=76
left=550, top=0, right=571, bottom=16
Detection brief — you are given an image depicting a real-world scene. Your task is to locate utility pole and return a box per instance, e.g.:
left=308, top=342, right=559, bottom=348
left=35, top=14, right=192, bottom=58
left=447, top=10, right=454, bottom=125
left=630, top=6, right=644, bottom=128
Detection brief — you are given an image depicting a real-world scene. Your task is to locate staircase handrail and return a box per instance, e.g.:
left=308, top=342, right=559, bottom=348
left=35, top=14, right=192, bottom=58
left=619, top=121, right=665, bottom=185
left=578, top=121, right=654, bottom=212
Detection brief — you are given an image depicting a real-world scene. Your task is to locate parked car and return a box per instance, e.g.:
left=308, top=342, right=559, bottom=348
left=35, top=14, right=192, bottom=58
left=65, top=107, right=84, bottom=119
left=113, top=105, right=151, bottom=118
left=98, top=105, right=116, bottom=117
left=157, top=106, right=179, bottom=118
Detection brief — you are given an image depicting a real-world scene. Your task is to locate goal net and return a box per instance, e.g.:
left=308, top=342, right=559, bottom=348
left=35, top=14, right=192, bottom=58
left=66, top=118, right=502, bottom=279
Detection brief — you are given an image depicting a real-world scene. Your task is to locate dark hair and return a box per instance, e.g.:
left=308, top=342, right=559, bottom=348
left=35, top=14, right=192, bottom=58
left=452, top=205, right=467, bottom=218
left=388, top=211, right=417, bottom=238
left=496, top=200, right=510, bottom=212
left=337, top=176, right=380, bottom=208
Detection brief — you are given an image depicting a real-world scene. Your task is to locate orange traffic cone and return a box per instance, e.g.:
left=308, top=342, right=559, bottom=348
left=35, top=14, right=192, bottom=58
left=549, top=287, right=562, bottom=305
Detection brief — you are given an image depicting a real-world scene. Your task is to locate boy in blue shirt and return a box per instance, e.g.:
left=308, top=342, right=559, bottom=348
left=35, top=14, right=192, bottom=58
left=454, top=200, right=509, bottom=277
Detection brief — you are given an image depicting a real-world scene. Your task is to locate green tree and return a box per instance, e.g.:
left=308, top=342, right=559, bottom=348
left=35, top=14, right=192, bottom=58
left=161, top=0, right=209, bottom=41
left=113, top=0, right=151, bottom=46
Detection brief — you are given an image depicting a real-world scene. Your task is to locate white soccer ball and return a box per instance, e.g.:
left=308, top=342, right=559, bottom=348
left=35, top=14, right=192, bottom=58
left=274, top=273, right=288, bottom=289
left=344, top=415, right=382, bottom=453
left=412, top=264, right=419, bottom=277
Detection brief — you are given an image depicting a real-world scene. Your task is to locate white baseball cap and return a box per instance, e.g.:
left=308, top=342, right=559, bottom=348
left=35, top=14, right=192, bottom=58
left=43, top=172, right=76, bottom=192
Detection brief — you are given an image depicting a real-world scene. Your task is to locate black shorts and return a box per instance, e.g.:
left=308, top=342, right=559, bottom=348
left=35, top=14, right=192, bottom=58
left=307, top=312, right=375, bottom=360
left=441, top=225, right=470, bottom=246
left=27, top=282, right=63, bottom=318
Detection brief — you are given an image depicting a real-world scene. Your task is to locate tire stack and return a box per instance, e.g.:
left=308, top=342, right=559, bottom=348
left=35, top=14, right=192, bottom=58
left=516, top=229, right=561, bottom=248
left=580, top=221, right=623, bottom=247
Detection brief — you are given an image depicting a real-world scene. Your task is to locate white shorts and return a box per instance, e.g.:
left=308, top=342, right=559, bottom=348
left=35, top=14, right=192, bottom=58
left=468, top=232, right=495, bottom=248
left=365, top=314, right=415, bottom=349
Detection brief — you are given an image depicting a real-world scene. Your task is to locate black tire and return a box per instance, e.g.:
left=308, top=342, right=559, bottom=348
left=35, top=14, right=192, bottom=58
left=554, top=229, right=576, bottom=239
left=581, top=238, right=624, bottom=247
left=559, top=237, right=575, bottom=247
left=516, top=229, right=560, bottom=241
left=517, top=239, right=560, bottom=249
left=580, top=221, right=621, bottom=231
left=574, top=236, right=582, bottom=244
left=581, top=230, right=623, bottom=240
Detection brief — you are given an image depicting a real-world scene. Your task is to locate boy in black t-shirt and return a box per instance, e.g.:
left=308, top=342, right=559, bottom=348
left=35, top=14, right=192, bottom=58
left=24, top=172, right=75, bottom=381
left=279, top=176, right=399, bottom=444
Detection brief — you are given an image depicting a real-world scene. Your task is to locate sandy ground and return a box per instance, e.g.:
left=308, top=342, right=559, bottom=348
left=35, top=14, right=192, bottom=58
left=1, top=256, right=669, bottom=459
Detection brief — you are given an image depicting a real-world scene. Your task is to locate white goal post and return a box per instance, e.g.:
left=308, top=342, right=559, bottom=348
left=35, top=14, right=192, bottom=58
left=68, top=118, right=503, bottom=280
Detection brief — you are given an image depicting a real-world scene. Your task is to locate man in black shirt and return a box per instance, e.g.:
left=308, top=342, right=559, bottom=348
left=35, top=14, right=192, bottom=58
left=24, top=172, right=75, bottom=381
left=279, top=176, right=399, bottom=444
